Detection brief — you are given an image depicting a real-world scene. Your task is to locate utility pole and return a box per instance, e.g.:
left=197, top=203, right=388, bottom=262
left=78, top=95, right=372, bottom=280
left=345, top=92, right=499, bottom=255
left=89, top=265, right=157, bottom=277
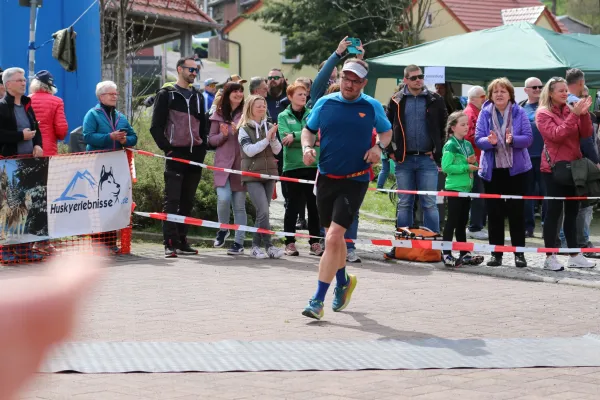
left=20, top=0, right=42, bottom=82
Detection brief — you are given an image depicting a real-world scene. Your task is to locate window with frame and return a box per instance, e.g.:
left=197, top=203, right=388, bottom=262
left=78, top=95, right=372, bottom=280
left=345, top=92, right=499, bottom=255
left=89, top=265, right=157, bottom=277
left=281, top=37, right=301, bottom=64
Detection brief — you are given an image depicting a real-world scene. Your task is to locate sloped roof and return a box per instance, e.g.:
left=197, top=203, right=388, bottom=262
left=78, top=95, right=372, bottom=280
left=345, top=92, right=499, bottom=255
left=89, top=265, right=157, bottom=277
left=126, top=0, right=218, bottom=26
left=223, top=0, right=263, bottom=34
left=501, top=6, right=545, bottom=25
left=440, top=0, right=563, bottom=32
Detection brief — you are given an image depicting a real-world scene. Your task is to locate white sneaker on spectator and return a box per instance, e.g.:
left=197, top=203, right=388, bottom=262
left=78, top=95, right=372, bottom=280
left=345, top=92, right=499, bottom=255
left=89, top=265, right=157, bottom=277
left=267, top=246, right=284, bottom=259
left=252, top=246, right=268, bottom=259
left=346, top=249, right=361, bottom=263
left=543, top=255, right=564, bottom=271
left=467, top=229, right=488, bottom=240
left=567, top=254, right=596, bottom=269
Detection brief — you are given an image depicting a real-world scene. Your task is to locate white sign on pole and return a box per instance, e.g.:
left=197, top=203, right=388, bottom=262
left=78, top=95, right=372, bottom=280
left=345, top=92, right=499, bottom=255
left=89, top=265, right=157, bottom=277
left=424, top=66, right=446, bottom=86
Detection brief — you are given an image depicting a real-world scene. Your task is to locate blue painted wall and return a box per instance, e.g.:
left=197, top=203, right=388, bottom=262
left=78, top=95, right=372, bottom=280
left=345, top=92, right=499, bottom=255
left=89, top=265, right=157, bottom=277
left=0, top=0, right=101, bottom=138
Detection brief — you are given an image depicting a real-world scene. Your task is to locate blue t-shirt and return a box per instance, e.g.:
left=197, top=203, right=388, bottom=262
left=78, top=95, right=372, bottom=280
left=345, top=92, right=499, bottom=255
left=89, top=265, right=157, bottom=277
left=306, top=92, right=392, bottom=182
left=522, top=102, right=543, bottom=158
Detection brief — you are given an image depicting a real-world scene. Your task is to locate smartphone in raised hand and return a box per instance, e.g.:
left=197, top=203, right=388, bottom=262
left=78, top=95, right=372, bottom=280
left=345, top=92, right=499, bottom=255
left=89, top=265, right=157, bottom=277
left=347, top=38, right=363, bottom=55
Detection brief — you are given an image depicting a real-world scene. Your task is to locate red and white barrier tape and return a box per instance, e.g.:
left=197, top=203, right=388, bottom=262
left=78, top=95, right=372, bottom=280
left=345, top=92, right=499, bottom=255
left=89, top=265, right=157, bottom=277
left=134, top=211, right=600, bottom=254
left=128, top=149, right=600, bottom=201
left=127, top=149, right=314, bottom=184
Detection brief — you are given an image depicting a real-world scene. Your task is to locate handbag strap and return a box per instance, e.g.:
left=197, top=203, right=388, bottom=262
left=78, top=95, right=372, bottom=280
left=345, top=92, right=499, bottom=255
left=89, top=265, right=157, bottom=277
left=544, top=146, right=555, bottom=168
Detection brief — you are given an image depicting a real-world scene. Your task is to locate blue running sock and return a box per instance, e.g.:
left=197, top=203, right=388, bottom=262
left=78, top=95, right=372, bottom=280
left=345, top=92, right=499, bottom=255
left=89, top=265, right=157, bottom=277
left=336, top=267, right=348, bottom=287
left=313, top=281, right=331, bottom=302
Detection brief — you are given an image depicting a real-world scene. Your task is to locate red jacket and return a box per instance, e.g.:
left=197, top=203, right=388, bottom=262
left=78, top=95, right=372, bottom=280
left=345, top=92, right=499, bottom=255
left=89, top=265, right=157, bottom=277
left=536, top=104, right=593, bottom=173
left=464, top=102, right=481, bottom=161
left=29, top=92, right=68, bottom=156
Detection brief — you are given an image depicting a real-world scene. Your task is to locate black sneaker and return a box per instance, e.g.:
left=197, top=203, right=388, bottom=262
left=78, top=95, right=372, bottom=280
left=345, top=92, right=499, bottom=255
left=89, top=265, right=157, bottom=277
left=459, top=252, right=484, bottom=266
left=214, top=230, right=230, bottom=248
left=514, top=253, right=527, bottom=268
left=165, top=246, right=177, bottom=258
left=296, top=218, right=308, bottom=230
left=227, top=242, right=244, bottom=255
left=486, top=255, right=502, bottom=267
left=178, top=240, right=198, bottom=255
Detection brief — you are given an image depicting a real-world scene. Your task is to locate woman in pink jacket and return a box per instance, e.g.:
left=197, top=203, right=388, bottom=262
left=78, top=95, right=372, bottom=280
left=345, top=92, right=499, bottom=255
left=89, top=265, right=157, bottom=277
left=208, top=82, right=246, bottom=255
left=535, top=77, right=594, bottom=271
left=29, top=70, right=68, bottom=156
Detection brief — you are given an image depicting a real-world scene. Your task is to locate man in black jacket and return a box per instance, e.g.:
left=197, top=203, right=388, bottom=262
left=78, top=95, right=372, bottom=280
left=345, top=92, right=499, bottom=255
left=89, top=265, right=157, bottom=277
left=0, top=68, right=43, bottom=158
left=0, top=67, right=44, bottom=263
left=150, top=58, right=208, bottom=258
left=386, top=64, right=447, bottom=233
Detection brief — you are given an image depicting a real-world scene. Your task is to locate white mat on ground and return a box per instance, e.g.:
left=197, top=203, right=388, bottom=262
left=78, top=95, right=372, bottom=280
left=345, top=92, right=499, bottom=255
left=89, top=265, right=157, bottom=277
left=42, top=334, right=600, bottom=373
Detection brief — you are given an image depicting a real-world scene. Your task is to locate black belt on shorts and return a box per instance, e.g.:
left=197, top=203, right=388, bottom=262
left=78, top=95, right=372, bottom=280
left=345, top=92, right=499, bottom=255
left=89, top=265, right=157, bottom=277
left=405, top=151, right=431, bottom=156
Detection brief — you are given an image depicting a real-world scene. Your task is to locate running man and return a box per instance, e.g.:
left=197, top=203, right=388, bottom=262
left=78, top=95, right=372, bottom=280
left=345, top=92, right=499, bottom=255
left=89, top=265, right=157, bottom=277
left=300, top=58, right=392, bottom=320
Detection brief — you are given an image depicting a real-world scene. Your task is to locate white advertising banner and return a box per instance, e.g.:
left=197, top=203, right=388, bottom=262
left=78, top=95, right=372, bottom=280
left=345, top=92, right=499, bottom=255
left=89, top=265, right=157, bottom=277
left=47, top=151, right=132, bottom=238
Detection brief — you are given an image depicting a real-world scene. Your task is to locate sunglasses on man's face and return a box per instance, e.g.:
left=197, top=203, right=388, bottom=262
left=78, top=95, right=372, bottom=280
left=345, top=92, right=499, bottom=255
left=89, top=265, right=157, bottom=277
left=267, top=76, right=282, bottom=81
left=407, top=74, right=425, bottom=81
left=527, top=86, right=543, bottom=90
left=185, top=67, right=199, bottom=74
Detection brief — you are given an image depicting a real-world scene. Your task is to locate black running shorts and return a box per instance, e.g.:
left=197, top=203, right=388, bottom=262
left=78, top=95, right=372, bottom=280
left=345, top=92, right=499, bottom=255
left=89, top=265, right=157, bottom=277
left=316, top=174, right=369, bottom=230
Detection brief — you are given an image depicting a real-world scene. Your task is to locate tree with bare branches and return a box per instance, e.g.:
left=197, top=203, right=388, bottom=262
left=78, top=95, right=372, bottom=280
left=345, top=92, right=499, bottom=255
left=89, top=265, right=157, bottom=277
left=99, top=0, right=160, bottom=118
left=252, top=0, right=432, bottom=69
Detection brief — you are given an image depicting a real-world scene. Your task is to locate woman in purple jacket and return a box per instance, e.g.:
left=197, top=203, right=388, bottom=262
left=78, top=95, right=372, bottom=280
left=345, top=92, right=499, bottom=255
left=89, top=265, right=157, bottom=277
left=208, top=82, right=246, bottom=255
left=475, top=78, right=532, bottom=268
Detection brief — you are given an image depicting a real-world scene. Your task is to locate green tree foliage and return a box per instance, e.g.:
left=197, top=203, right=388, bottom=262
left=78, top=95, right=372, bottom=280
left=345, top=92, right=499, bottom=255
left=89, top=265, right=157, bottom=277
left=13, top=158, right=49, bottom=236
left=566, top=0, right=600, bottom=34
left=252, top=0, right=432, bottom=69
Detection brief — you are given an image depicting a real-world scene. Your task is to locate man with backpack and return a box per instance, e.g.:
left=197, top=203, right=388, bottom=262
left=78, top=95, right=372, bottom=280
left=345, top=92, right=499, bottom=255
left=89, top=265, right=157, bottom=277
left=150, top=57, right=208, bottom=258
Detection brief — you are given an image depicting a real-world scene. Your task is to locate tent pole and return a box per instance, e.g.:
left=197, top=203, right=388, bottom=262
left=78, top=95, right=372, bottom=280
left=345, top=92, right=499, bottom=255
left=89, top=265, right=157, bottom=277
left=28, top=0, right=38, bottom=83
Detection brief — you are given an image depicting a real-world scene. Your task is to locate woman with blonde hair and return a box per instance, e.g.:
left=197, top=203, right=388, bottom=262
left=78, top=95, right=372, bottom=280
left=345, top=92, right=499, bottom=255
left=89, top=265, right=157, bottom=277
left=535, top=77, right=595, bottom=271
left=238, top=95, right=284, bottom=259
left=475, top=77, right=532, bottom=268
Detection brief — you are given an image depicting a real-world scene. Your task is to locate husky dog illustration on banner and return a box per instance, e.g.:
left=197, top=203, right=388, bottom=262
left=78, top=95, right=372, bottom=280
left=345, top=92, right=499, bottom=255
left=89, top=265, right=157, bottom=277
left=6, top=192, right=32, bottom=237
left=98, top=165, right=121, bottom=206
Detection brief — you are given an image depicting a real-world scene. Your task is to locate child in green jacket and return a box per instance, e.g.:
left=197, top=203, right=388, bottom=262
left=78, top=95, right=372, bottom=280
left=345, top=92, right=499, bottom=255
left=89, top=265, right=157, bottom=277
left=441, top=111, right=483, bottom=267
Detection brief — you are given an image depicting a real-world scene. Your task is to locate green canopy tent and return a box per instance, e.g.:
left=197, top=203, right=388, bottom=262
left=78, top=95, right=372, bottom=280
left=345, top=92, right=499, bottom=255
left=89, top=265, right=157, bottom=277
left=365, top=22, right=600, bottom=97
left=567, top=32, right=600, bottom=47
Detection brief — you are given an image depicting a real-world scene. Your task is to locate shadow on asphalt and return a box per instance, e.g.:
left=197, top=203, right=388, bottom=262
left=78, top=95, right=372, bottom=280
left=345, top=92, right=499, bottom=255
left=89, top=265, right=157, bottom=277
left=310, top=311, right=489, bottom=356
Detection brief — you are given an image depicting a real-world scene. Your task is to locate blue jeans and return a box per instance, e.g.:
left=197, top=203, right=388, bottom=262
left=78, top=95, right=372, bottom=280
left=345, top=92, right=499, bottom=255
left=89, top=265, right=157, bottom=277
left=559, top=205, right=592, bottom=247
left=394, top=155, right=440, bottom=232
left=216, top=179, right=247, bottom=245
left=376, top=158, right=391, bottom=189
left=345, top=214, right=359, bottom=250
left=468, top=173, right=487, bottom=232
left=525, top=157, right=546, bottom=232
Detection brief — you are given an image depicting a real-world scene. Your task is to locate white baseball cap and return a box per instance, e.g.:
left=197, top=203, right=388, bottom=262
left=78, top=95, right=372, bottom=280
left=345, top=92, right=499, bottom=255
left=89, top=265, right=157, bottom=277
left=342, top=61, right=368, bottom=79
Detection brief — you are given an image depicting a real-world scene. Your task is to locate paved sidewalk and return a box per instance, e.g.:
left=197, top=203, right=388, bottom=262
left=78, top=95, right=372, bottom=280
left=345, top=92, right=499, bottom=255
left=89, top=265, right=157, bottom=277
left=13, top=243, right=600, bottom=399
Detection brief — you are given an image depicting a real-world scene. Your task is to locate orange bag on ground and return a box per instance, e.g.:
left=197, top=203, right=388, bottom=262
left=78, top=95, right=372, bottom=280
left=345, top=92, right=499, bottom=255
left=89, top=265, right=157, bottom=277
left=383, top=226, right=442, bottom=263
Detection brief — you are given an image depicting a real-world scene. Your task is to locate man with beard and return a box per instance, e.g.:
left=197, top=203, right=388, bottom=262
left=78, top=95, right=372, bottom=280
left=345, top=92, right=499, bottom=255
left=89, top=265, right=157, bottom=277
left=266, top=69, right=289, bottom=121
left=300, top=59, right=392, bottom=320
left=150, top=57, right=208, bottom=258
left=266, top=69, right=290, bottom=200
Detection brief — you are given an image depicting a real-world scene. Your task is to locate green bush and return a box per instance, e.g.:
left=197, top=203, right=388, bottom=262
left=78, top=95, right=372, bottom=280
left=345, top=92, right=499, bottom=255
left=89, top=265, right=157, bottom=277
left=131, top=115, right=255, bottom=236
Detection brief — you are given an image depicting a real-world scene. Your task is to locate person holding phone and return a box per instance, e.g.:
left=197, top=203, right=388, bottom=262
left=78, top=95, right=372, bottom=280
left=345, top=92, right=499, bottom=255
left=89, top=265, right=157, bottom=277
left=0, top=68, right=43, bottom=158
left=0, top=68, right=45, bottom=263
left=83, top=81, right=137, bottom=152
left=82, top=81, right=138, bottom=256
